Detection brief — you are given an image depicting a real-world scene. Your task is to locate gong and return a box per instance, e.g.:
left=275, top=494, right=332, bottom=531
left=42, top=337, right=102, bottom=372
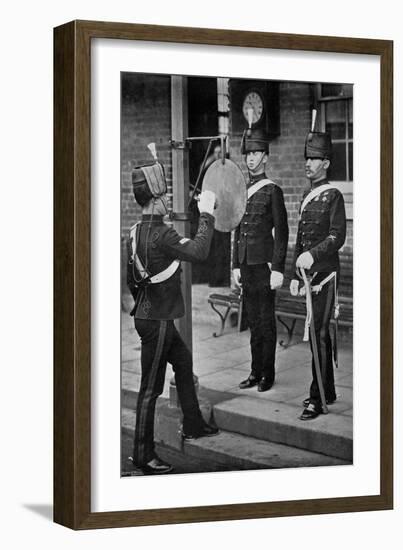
left=202, top=158, right=246, bottom=232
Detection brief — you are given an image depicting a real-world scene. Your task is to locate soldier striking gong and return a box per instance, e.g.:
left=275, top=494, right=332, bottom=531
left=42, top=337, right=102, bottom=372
left=127, top=149, right=219, bottom=475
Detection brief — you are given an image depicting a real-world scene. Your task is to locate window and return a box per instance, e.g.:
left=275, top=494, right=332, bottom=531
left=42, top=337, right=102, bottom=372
left=317, top=84, right=353, bottom=217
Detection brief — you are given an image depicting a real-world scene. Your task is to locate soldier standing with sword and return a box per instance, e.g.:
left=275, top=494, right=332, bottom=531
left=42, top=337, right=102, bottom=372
left=290, top=114, right=347, bottom=420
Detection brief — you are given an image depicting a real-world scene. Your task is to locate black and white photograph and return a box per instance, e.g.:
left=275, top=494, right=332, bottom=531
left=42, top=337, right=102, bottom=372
left=2, top=0, right=399, bottom=542
left=120, top=73, right=353, bottom=477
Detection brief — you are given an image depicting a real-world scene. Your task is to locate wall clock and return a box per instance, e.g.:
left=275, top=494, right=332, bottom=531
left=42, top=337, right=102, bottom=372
left=242, top=90, right=264, bottom=125
left=230, top=80, right=280, bottom=138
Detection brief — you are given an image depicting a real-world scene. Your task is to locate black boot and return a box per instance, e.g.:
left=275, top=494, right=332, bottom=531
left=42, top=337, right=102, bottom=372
left=300, top=402, right=323, bottom=421
left=182, top=422, right=219, bottom=440
left=257, top=377, right=273, bottom=392
left=139, top=456, right=173, bottom=475
left=239, top=375, right=259, bottom=389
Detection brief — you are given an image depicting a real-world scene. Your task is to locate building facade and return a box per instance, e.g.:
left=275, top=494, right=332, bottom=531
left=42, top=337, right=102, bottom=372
left=121, top=73, right=353, bottom=288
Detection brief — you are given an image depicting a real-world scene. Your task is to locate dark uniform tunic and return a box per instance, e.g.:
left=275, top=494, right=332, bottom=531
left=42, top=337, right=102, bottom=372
left=127, top=212, right=214, bottom=466
left=291, top=178, right=346, bottom=405
left=233, top=173, right=289, bottom=385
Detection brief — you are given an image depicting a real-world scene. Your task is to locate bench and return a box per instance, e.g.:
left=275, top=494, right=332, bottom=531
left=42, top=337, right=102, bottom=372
left=276, top=291, right=353, bottom=347
left=208, top=252, right=353, bottom=344
left=207, top=288, right=244, bottom=337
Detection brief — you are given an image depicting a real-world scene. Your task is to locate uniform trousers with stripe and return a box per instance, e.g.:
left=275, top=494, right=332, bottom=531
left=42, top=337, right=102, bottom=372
left=240, top=263, right=277, bottom=385
left=133, top=319, right=205, bottom=466
left=309, top=274, right=337, bottom=406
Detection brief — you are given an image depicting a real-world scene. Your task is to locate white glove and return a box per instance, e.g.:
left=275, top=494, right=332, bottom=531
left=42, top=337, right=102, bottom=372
left=290, top=279, right=299, bottom=296
left=233, top=268, right=242, bottom=288
left=296, top=251, right=314, bottom=270
left=198, top=190, right=216, bottom=215
left=270, top=271, right=284, bottom=290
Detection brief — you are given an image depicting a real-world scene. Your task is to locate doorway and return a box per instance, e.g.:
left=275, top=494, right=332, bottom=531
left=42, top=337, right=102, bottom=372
left=188, top=76, right=231, bottom=287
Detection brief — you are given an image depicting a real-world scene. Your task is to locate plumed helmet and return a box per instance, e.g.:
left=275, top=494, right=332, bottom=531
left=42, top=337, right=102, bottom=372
left=304, top=131, right=332, bottom=160
left=241, top=128, right=269, bottom=155
left=132, top=162, right=167, bottom=207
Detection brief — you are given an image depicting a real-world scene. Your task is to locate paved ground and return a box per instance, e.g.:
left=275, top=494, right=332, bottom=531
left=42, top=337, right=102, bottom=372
left=121, top=284, right=353, bottom=415
left=121, top=284, right=353, bottom=474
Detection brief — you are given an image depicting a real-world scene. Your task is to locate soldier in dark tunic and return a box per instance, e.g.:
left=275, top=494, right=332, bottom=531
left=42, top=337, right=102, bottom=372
left=232, top=128, right=289, bottom=392
left=290, top=131, right=347, bottom=420
left=127, top=160, right=218, bottom=475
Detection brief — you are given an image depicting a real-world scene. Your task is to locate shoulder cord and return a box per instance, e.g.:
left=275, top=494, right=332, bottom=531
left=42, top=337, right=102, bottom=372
left=143, top=199, right=155, bottom=272
left=138, top=200, right=155, bottom=304
left=131, top=200, right=155, bottom=291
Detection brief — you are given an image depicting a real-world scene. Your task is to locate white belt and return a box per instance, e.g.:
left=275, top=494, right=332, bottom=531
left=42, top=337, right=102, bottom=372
left=299, top=271, right=338, bottom=341
left=149, top=260, right=180, bottom=284
left=311, top=271, right=336, bottom=294
left=130, top=222, right=180, bottom=284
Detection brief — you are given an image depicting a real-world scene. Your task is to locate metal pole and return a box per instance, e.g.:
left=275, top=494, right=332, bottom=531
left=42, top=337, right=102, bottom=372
left=187, top=138, right=214, bottom=207
left=171, top=76, right=192, bottom=352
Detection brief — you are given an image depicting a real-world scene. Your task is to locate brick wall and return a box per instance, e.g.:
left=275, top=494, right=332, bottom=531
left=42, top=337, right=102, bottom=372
left=229, top=81, right=353, bottom=258
left=120, top=76, right=353, bottom=282
left=121, top=73, right=172, bottom=238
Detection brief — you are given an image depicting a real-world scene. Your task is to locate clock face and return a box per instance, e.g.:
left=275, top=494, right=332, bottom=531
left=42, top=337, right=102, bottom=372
left=242, top=91, right=264, bottom=125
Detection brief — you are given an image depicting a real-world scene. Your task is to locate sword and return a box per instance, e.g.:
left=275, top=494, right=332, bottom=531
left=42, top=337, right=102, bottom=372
left=300, top=268, right=329, bottom=414
left=333, top=272, right=339, bottom=369
left=333, top=313, right=339, bottom=369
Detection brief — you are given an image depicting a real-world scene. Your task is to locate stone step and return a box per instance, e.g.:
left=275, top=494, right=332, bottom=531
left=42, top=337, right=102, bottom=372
left=122, top=407, right=348, bottom=471
left=122, top=386, right=352, bottom=462
left=213, top=397, right=353, bottom=461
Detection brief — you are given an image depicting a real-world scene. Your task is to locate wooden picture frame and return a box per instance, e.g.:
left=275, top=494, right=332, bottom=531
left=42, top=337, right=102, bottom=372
left=54, top=20, right=393, bottom=529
